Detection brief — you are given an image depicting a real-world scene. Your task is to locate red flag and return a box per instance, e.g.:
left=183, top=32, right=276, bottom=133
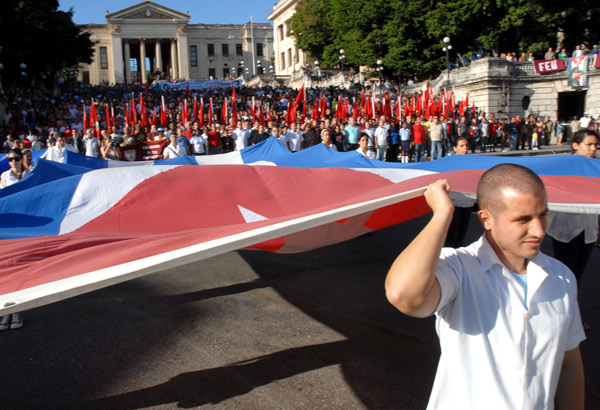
left=182, top=100, right=189, bottom=124
left=259, top=102, right=266, bottom=126
left=199, top=98, right=204, bottom=127
left=151, top=107, right=157, bottom=126
left=352, top=97, right=359, bottom=119
left=221, top=98, right=228, bottom=125
left=343, top=98, right=349, bottom=119
left=193, top=97, right=199, bottom=123
left=251, top=97, right=256, bottom=124
left=82, top=102, right=88, bottom=134
left=160, top=96, right=167, bottom=127
left=231, top=88, right=237, bottom=126
left=209, top=98, right=213, bottom=126
left=90, top=100, right=99, bottom=136
left=320, top=97, right=327, bottom=119
left=131, top=93, right=137, bottom=125
left=105, top=104, right=111, bottom=131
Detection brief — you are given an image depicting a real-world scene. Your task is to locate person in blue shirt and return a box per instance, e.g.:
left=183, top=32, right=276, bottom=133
left=386, top=122, right=400, bottom=162
left=509, top=117, right=518, bottom=150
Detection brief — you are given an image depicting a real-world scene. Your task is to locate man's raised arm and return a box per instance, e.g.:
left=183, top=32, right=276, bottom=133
left=385, top=179, right=454, bottom=318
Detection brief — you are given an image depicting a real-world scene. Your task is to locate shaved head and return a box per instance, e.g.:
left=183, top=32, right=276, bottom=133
left=477, top=164, right=546, bottom=215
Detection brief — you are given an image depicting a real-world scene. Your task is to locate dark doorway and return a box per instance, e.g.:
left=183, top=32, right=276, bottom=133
left=558, top=90, right=586, bottom=122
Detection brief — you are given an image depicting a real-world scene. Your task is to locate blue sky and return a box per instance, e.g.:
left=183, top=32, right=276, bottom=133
left=58, top=0, right=276, bottom=25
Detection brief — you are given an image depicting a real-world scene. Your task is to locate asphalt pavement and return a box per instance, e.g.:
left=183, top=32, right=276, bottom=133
left=1, top=207, right=599, bottom=409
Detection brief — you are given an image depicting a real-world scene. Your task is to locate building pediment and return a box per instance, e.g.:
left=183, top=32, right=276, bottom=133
left=106, top=1, right=190, bottom=24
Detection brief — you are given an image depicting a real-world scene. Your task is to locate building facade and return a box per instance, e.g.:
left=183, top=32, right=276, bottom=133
left=78, top=1, right=273, bottom=85
left=268, top=0, right=306, bottom=77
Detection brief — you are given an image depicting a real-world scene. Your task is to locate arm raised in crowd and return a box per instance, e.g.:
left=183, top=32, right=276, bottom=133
left=385, top=179, right=454, bottom=318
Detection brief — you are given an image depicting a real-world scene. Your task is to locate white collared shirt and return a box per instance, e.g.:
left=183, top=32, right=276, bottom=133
left=428, top=235, right=585, bottom=410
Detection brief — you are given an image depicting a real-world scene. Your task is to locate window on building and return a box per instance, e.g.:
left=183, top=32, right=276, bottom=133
left=208, top=44, right=215, bottom=57
left=287, top=48, right=292, bottom=68
left=236, top=44, right=243, bottom=57
left=99, top=47, right=108, bottom=69
left=223, top=67, right=230, bottom=78
left=190, top=45, right=198, bottom=67
left=222, top=44, right=229, bottom=57
left=280, top=52, right=286, bottom=70
left=208, top=68, right=216, bottom=79
left=278, top=25, right=284, bottom=41
left=257, top=43, right=264, bottom=57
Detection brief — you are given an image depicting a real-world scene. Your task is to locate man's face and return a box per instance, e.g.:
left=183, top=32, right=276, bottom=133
left=57, top=137, right=66, bottom=148
left=479, top=189, right=547, bottom=270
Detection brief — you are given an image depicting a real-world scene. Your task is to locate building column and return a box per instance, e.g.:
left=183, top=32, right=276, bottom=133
left=139, top=39, right=147, bottom=84
left=177, top=33, right=189, bottom=80
left=110, top=36, right=124, bottom=84
left=155, top=39, right=163, bottom=73
left=124, top=40, right=131, bottom=84
left=170, top=39, right=179, bottom=79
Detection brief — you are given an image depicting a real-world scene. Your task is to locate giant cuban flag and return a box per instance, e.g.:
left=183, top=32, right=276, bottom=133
left=1, top=137, right=599, bottom=315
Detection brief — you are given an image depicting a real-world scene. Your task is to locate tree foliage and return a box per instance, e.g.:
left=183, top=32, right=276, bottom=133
left=0, top=0, right=93, bottom=88
left=290, top=0, right=600, bottom=80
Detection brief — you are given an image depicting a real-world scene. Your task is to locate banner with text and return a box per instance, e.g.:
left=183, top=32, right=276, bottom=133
left=116, top=139, right=169, bottom=162
left=533, top=59, right=566, bottom=74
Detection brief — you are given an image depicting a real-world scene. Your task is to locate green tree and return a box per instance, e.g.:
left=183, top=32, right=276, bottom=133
left=290, top=0, right=599, bottom=80
left=0, top=0, right=93, bottom=91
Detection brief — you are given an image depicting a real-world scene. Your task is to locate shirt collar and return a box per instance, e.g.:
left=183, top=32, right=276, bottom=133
left=476, top=234, right=552, bottom=273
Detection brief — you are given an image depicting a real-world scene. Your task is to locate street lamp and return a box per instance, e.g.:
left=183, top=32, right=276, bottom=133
left=442, top=36, right=452, bottom=71
left=339, top=49, right=345, bottom=76
left=257, top=60, right=262, bottom=75
left=376, top=59, right=383, bottom=96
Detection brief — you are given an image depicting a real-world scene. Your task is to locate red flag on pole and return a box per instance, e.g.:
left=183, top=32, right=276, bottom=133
left=160, top=96, right=166, bottom=127
left=151, top=107, right=157, bottom=126
left=105, top=104, right=111, bottom=131
left=182, top=100, right=189, bottom=124
left=231, top=88, right=237, bottom=126
left=221, top=98, right=228, bottom=125
left=209, top=98, right=213, bottom=126
left=199, top=98, right=204, bottom=127
left=193, top=97, right=198, bottom=123
left=131, top=93, right=137, bottom=125
left=251, top=97, right=256, bottom=124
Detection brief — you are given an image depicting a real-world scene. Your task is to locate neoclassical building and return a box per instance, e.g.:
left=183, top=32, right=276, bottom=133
left=268, top=0, right=306, bottom=76
left=78, top=1, right=273, bottom=85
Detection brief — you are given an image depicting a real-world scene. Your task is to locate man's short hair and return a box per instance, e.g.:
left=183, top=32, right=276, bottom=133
left=477, top=164, right=546, bottom=214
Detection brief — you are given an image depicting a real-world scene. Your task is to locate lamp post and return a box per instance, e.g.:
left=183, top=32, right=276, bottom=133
left=257, top=60, right=262, bottom=75
left=339, top=49, right=345, bottom=76
left=232, top=67, right=236, bottom=78
left=376, top=59, right=383, bottom=96
left=442, top=36, right=452, bottom=71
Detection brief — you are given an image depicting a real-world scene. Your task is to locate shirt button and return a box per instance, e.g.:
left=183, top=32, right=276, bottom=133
left=525, top=312, right=531, bottom=320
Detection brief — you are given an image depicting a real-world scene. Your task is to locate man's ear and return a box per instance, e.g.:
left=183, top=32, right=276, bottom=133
left=478, top=209, right=494, bottom=231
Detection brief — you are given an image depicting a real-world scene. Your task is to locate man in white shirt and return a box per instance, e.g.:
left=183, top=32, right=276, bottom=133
left=189, top=131, right=208, bottom=155
left=40, top=133, right=77, bottom=163
left=163, top=133, right=187, bottom=159
left=232, top=121, right=251, bottom=151
left=374, top=119, right=388, bottom=161
left=286, top=122, right=304, bottom=152
left=579, top=113, right=591, bottom=129
left=385, top=164, right=585, bottom=410
left=82, top=128, right=99, bottom=157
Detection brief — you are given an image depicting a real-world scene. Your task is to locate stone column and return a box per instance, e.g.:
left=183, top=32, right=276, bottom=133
left=155, top=39, right=163, bottom=73
left=170, top=39, right=179, bottom=79
left=139, top=39, right=147, bottom=84
left=110, top=36, right=124, bottom=84
left=176, top=32, right=190, bottom=80
left=124, top=40, right=131, bottom=84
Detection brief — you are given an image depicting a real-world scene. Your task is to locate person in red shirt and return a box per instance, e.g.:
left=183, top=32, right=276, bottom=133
left=206, top=123, right=222, bottom=155
left=412, top=116, right=426, bottom=162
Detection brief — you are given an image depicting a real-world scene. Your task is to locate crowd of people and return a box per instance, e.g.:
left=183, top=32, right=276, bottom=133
left=2, top=82, right=599, bottom=168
